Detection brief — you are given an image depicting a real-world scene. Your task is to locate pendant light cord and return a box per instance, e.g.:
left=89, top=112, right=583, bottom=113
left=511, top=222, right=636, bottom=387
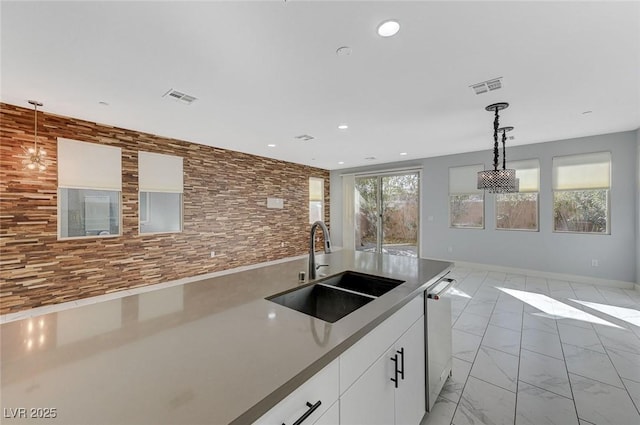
left=493, top=107, right=499, bottom=171
left=34, top=103, right=38, bottom=151
left=502, top=129, right=507, bottom=170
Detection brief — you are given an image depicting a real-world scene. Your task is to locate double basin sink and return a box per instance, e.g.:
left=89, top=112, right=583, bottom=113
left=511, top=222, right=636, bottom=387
left=267, top=271, right=405, bottom=323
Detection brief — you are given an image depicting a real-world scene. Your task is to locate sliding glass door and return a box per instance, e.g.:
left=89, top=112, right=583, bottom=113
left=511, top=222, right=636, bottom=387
left=354, top=172, right=419, bottom=257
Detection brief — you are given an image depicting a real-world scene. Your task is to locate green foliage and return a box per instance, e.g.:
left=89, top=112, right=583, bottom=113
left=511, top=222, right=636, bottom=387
left=553, top=190, right=608, bottom=233
left=355, top=174, right=419, bottom=246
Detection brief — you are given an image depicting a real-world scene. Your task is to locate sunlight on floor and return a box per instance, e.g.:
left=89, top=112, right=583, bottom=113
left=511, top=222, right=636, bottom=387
left=496, top=287, right=622, bottom=328
left=570, top=299, right=640, bottom=328
left=448, top=287, right=472, bottom=299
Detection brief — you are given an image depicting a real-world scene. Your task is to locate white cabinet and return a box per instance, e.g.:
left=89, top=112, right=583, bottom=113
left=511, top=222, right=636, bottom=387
left=254, top=359, right=339, bottom=425
left=313, top=400, right=339, bottom=425
left=394, top=318, right=425, bottom=425
left=340, top=296, right=426, bottom=425
left=340, top=295, right=423, bottom=392
left=340, top=345, right=396, bottom=425
left=255, top=294, right=426, bottom=425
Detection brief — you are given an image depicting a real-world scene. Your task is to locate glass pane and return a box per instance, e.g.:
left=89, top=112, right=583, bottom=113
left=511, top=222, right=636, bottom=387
left=140, top=192, right=182, bottom=234
left=381, top=174, right=419, bottom=257
left=309, top=178, right=324, bottom=201
left=553, top=189, right=608, bottom=233
left=450, top=194, right=484, bottom=228
left=496, top=193, right=539, bottom=230
left=355, top=177, right=379, bottom=252
left=309, top=201, right=323, bottom=223
left=308, top=178, right=324, bottom=224
left=59, top=188, right=120, bottom=238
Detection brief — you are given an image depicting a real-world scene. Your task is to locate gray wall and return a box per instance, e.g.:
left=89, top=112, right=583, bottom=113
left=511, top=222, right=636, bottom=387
left=331, top=131, right=637, bottom=283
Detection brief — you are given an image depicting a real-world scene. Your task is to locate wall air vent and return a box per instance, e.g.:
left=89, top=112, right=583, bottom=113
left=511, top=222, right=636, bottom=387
left=294, top=134, right=315, bottom=141
left=163, top=89, right=197, bottom=104
left=470, top=77, right=503, bottom=95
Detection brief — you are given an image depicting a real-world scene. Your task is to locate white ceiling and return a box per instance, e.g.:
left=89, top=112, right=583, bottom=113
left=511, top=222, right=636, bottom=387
left=1, top=1, right=638, bottom=170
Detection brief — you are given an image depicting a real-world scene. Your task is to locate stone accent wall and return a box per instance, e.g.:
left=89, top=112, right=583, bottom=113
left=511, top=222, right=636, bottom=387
left=0, top=103, right=330, bottom=314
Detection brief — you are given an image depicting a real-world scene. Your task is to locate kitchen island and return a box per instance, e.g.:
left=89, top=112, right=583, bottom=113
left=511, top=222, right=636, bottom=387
left=0, top=250, right=451, bottom=424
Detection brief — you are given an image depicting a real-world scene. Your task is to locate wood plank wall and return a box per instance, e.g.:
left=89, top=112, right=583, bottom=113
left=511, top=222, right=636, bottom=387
left=0, top=103, right=330, bottom=314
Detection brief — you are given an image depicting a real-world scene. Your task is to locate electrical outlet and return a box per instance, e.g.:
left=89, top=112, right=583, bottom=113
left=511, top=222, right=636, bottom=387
left=591, top=259, right=599, bottom=267
left=447, top=246, right=453, bottom=253
left=210, top=251, right=216, bottom=258
left=280, top=242, right=285, bottom=247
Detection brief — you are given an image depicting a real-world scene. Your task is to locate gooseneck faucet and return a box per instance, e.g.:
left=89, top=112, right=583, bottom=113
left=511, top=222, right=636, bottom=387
left=309, top=221, right=332, bottom=280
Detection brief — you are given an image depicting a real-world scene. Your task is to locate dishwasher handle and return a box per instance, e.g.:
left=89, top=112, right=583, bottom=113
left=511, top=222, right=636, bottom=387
left=427, top=278, right=456, bottom=300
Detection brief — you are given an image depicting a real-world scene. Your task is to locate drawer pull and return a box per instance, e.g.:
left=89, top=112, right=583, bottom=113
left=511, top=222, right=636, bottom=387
left=284, top=400, right=322, bottom=425
left=390, top=353, right=399, bottom=388
left=397, top=347, right=405, bottom=380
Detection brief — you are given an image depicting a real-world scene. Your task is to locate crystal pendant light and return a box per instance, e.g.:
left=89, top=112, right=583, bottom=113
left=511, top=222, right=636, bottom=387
left=477, top=102, right=518, bottom=193
left=23, top=100, right=48, bottom=172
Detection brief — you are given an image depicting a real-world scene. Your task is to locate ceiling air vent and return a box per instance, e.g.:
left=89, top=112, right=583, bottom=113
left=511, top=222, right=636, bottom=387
left=470, top=77, right=503, bottom=95
left=294, top=134, right=315, bottom=141
left=163, top=89, right=197, bottom=104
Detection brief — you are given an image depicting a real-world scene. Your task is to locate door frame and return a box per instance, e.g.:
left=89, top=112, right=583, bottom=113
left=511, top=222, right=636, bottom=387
left=353, top=168, right=422, bottom=257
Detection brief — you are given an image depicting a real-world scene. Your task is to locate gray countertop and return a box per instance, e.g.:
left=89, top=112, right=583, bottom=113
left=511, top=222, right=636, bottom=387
left=0, top=250, right=451, bottom=425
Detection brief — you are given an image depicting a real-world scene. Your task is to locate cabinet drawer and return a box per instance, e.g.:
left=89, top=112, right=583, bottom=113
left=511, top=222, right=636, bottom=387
left=340, top=294, right=423, bottom=393
left=254, top=359, right=339, bottom=425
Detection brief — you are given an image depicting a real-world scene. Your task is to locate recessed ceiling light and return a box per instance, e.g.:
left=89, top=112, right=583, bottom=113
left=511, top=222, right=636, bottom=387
left=365, top=156, right=376, bottom=161
left=267, top=144, right=276, bottom=147
left=400, top=152, right=408, bottom=156
left=338, top=161, right=345, bottom=165
left=98, top=101, right=109, bottom=106
left=338, top=124, right=349, bottom=130
left=377, top=20, right=400, bottom=37
left=582, top=110, right=593, bottom=115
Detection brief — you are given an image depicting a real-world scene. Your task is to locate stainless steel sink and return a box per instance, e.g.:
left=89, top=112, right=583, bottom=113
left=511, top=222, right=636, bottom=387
left=321, top=271, right=404, bottom=297
left=266, top=271, right=405, bottom=323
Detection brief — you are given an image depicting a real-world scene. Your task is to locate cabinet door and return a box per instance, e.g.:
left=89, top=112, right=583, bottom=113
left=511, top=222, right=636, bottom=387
left=254, top=359, right=339, bottom=425
left=394, top=317, right=426, bottom=425
left=340, top=347, right=395, bottom=425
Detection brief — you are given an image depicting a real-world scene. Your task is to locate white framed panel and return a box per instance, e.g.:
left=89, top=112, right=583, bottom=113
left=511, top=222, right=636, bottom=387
left=139, top=151, right=183, bottom=193
left=57, top=138, right=122, bottom=190
left=449, top=164, right=483, bottom=194
left=553, top=151, right=611, bottom=190
left=507, top=159, right=540, bottom=193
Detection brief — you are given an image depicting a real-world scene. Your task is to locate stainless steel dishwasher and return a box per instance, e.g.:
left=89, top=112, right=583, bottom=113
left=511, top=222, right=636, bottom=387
left=425, top=276, right=456, bottom=412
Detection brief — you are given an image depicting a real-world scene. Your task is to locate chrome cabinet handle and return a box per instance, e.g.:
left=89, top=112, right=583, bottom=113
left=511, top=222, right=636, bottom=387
left=283, top=400, right=322, bottom=425
left=427, top=278, right=456, bottom=300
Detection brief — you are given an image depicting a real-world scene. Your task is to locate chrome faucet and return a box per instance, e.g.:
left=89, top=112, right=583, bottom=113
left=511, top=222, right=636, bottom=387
left=309, top=221, right=332, bottom=280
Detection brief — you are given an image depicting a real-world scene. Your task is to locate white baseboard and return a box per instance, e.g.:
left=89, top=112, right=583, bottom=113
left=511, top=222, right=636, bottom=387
left=448, top=260, right=636, bottom=290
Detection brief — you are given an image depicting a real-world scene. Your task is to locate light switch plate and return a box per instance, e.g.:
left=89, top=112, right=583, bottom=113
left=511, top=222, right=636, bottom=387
left=267, top=198, right=284, bottom=209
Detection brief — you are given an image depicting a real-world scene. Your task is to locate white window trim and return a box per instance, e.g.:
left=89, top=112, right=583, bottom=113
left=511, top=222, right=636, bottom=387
left=449, top=164, right=485, bottom=229
left=57, top=138, right=123, bottom=240
left=552, top=152, right=611, bottom=235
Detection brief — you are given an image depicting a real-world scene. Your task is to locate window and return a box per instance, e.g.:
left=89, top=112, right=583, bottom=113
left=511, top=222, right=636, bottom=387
left=57, top=138, right=122, bottom=239
left=449, top=164, right=484, bottom=228
left=496, top=159, right=540, bottom=231
left=309, top=177, right=324, bottom=224
left=552, top=152, right=610, bottom=234
left=139, top=151, right=183, bottom=234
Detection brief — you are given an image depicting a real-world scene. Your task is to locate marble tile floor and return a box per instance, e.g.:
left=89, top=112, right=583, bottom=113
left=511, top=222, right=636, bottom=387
left=423, top=266, right=640, bottom=425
